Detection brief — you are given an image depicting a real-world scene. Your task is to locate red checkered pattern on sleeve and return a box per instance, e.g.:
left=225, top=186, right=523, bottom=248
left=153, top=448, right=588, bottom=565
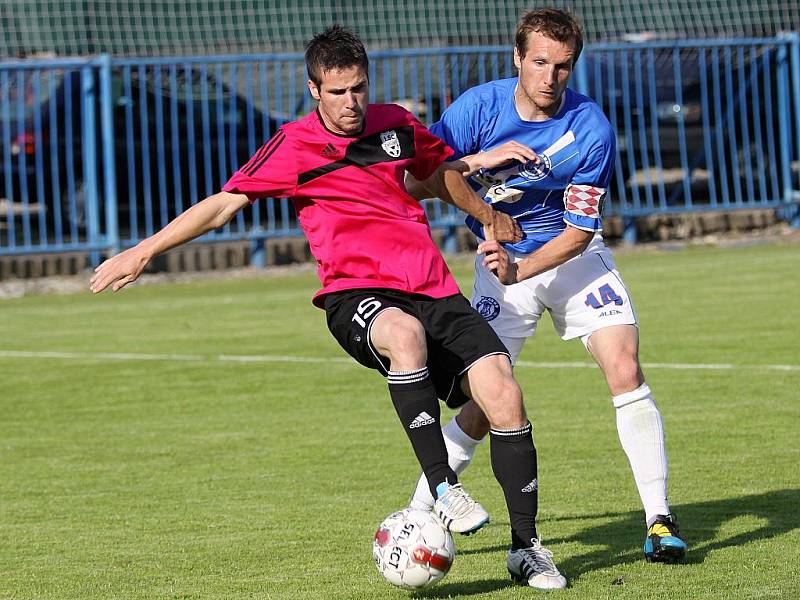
left=564, top=184, right=606, bottom=217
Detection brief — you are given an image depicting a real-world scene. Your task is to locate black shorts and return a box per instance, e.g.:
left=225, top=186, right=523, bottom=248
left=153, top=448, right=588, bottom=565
left=324, top=288, right=510, bottom=408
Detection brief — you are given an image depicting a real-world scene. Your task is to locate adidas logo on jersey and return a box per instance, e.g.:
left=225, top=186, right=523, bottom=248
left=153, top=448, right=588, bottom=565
left=321, top=142, right=339, bottom=158
left=521, top=478, right=538, bottom=493
left=409, top=411, right=436, bottom=429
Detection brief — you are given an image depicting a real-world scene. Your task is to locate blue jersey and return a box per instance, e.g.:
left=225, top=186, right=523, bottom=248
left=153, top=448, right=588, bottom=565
left=430, top=78, right=615, bottom=254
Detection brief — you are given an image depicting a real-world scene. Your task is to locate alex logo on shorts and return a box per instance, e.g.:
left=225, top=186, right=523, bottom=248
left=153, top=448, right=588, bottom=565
left=475, top=296, right=501, bottom=321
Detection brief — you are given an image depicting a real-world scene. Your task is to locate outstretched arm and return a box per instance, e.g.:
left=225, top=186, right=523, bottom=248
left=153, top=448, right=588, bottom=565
left=479, top=225, right=593, bottom=285
left=90, top=191, right=250, bottom=293
left=405, top=140, right=539, bottom=200
left=420, top=163, right=522, bottom=243
left=460, top=141, right=539, bottom=177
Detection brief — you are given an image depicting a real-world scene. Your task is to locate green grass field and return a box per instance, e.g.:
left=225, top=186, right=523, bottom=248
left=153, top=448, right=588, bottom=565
left=1, top=240, right=799, bottom=599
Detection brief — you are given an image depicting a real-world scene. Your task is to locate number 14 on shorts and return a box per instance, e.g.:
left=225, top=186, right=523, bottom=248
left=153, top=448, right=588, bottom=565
left=585, top=284, right=623, bottom=309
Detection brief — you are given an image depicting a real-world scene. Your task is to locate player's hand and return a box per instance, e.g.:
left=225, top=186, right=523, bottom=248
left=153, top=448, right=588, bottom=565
left=475, top=141, right=540, bottom=170
left=484, top=211, right=523, bottom=244
left=89, top=246, right=151, bottom=293
left=478, top=240, right=518, bottom=285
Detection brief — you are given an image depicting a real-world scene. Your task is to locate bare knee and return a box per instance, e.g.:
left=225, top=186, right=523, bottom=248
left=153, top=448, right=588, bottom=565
left=488, top=376, right=527, bottom=430
left=370, top=310, right=427, bottom=370
left=464, top=355, right=527, bottom=430
left=455, top=400, right=491, bottom=440
left=604, top=354, right=644, bottom=396
left=587, top=326, right=644, bottom=395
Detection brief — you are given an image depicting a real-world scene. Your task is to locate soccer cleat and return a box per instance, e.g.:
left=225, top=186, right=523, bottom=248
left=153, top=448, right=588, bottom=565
left=432, top=482, right=490, bottom=535
left=507, top=538, right=567, bottom=590
left=644, top=514, right=687, bottom=563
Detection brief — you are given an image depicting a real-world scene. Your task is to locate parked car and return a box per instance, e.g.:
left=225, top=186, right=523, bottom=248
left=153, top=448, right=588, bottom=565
left=0, top=66, right=285, bottom=244
left=411, top=42, right=781, bottom=209
left=580, top=42, right=783, bottom=207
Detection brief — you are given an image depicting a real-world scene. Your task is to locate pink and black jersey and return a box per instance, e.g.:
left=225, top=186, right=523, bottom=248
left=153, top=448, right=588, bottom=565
left=223, top=103, right=459, bottom=308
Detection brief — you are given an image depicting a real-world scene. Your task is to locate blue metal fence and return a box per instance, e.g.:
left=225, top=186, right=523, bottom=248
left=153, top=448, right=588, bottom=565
left=1, top=35, right=798, bottom=259
left=571, top=35, right=800, bottom=240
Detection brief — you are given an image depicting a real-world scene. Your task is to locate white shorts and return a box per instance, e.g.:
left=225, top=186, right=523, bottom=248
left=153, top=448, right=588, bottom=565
left=471, top=234, right=638, bottom=362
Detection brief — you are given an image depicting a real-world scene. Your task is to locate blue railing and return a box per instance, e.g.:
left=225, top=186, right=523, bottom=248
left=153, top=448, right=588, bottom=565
left=1, top=35, right=798, bottom=259
left=570, top=35, right=800, bottom=239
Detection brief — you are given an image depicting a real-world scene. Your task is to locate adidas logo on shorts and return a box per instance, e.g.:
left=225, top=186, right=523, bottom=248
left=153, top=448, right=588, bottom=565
left=521, top=478, right=538, bottom=493
left=410, top=411, right=436, bottom=429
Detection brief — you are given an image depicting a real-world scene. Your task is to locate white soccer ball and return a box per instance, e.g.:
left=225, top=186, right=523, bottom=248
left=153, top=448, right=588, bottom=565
left=372, top=508, right=455, bottom=589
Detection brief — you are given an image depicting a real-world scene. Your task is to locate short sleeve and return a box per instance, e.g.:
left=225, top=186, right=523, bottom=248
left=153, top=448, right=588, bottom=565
left=404, top=113, right=455, bottom=182
left=223, top=128, right=297, bottom=200
left=563, top=126, right=615, bottom=232
left=429, top=92, right=482, bottom=160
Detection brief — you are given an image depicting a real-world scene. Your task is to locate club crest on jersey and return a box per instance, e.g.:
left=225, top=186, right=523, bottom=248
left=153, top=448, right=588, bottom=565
left=475, top=296, right=501, bottom=321
left=518, top=154, right=552, bottom=181
left=380, top=130, right=401, bottom=158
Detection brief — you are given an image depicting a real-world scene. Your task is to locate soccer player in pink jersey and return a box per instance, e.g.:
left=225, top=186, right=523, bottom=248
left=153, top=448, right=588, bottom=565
left=90, top=26, right=566, bottom=589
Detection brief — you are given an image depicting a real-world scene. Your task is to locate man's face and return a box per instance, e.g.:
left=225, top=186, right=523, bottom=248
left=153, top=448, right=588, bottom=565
left=514, top=30, right=575, bottom=119
left=308, top=65, right=369, bottom=135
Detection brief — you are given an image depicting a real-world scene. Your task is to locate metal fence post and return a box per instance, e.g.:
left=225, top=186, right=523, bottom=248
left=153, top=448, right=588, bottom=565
left=441, top=225, right=459, bottom=254
left=622, top=216, right=637, bottom=244
left=776, top=39, right=792, bottom=205
left=572, top=51, right=589, bottom=95
left=100, top=54, right=120, bottom=256
left=789, top=33, right=800, bottom=227
left=250, top=238, right=266, bottom=267
left=81, top=65, right=101, bottom=266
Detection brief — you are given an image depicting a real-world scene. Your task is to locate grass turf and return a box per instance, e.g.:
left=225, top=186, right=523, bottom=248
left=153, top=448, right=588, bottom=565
left=1, top=240, right=798, bottom=599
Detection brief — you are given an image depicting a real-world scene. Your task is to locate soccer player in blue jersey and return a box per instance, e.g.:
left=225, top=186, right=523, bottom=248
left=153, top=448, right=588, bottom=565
left=406, top=8, right=687, bottom=568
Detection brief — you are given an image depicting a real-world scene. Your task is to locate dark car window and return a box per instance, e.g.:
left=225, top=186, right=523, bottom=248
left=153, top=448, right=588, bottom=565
left=0, top=70, right=67, bottom=121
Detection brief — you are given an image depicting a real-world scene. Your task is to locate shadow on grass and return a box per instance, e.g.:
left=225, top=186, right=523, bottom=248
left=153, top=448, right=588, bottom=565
left=412, top=577, right=511, bottom=598
left=453, top=489, right=799, bottom=590
left=558, top=488, right=799, bottom=580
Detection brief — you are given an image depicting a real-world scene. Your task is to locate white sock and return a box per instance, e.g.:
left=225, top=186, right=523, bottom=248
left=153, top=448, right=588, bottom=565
left=613, top=383, right=671, bottom=524
left=408, top=416, right=484, bottom=510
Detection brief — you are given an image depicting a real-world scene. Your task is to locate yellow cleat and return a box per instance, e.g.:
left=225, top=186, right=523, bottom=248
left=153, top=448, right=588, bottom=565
left=644, top=514, right=687, bottom=563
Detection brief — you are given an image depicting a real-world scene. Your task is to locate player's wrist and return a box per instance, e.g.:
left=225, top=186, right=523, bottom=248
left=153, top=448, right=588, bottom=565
left=134, top=238, right=159, bottom=262
left=477, top=206, right=497, bottom=227
left=513, top=262, right=523, bottom=283
left=510, top=260, right=528, bottom=283
left=461, top=154, right=483, bottom=177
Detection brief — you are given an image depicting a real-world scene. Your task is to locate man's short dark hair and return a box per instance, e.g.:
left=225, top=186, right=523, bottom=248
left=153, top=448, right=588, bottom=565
left=515, top=8, right=584, bottom=65
left=305, top=25, right=369, bottom=87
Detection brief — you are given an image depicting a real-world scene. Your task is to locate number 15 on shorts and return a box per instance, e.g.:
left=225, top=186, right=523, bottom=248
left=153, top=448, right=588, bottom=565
left=352, top=297, right=382, bottom=328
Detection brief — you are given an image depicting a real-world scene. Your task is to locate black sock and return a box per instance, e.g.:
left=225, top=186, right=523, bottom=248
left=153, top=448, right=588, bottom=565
left=490, top=421, right=538, bottom=549
left=388, top=367, right=456, bottom=498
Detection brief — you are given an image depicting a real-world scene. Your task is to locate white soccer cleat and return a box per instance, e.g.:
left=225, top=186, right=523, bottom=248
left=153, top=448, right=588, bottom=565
left=432, top=482, right=490, bottom=535
left=507, top=538, right=567, bottom=590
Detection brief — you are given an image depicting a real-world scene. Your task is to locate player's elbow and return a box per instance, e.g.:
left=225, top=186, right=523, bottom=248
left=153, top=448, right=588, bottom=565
left=405, top=172, right=433, bottom=200
left=210, top=192, right=249, bottom=228
left=567, top=226, right=594, bottom=255
left=577, top=231, right=593, bottom=253
left=439, top=164, right=471, bottom=197
left=417, top=164, right=447, bottom=200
